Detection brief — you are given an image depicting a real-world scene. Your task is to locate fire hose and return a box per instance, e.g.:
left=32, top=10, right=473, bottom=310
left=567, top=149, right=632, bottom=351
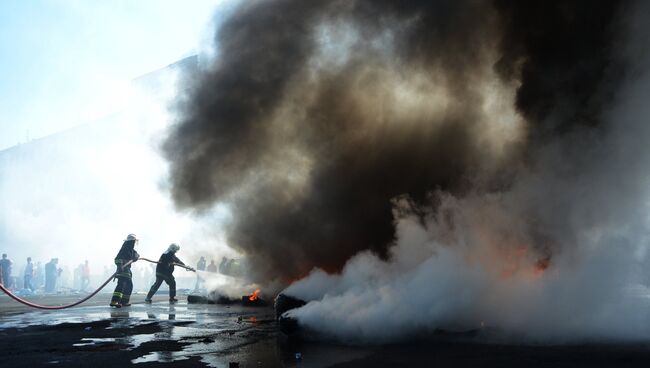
left=0, top=257, right=195, bottom=310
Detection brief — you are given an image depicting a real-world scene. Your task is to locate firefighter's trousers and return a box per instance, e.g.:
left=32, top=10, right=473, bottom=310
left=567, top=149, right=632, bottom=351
left=111, top=275, right=133, bottom=305
left=146, top=273, right=176, bottom=300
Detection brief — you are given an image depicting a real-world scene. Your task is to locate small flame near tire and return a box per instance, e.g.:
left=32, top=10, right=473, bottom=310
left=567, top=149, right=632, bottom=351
left=248, top=289, right=261, bottom=301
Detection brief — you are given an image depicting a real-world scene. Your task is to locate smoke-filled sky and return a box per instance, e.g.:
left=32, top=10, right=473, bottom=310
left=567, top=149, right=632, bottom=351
left=164, top=0, right=650, bottom=341
left=164, top=0, right=640, bottom=282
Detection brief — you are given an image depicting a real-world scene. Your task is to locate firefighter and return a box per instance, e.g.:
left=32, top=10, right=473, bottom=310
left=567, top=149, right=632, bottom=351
left=145, top=243, right=185, bottom=304
left=110, top=234, right=139, bottom=308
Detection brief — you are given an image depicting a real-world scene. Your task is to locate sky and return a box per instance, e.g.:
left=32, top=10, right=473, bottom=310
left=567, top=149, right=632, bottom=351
left=0, top=1, right=241, bottom=284
left=0, top=0, right=224, bottom=151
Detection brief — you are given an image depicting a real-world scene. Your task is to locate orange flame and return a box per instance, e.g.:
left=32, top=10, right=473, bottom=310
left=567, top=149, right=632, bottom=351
left=248, top=289, right=261, bottom=301
left=495, top=244, right=551, bottom=280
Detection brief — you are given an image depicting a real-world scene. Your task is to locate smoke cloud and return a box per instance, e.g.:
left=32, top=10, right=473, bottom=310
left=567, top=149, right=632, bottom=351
left=164, top=0, right=650, bottom=341
left=165, top=0, right=525, bottom=282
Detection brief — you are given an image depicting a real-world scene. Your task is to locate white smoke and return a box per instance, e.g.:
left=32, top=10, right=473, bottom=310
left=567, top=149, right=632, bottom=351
left=201, top=271, right=260, bottom=300
left=282, top=1, right=650, bottom=343
left=0, top=62, right=234, bottom=290
left=285, top=191, right=650, bottom=343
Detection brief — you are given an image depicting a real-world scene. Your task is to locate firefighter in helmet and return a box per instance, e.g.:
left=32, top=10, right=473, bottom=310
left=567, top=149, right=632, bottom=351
left=145, top=243, right=186, bottom=304
left=110, top=234, right=139, bottom=308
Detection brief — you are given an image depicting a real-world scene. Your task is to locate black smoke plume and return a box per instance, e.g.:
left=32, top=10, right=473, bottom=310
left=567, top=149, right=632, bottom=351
left=494, top=0, right=625, bottom=140
left=163, top=0, right=628, bottom=284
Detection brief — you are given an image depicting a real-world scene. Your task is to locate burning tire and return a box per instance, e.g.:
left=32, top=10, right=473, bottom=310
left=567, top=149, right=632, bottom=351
left=242, top=288, right=269, bottom=306
left=188, top=291, right=240, bottom=305
left=275, top=293, right=307, bottom=336
left=274, top=293, right=306, bottom=318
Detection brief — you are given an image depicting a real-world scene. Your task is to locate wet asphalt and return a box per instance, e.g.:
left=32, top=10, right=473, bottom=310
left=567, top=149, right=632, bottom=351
left=2, top=294, right=650, bottom=367
left=0, top=294, right=373, bottom=368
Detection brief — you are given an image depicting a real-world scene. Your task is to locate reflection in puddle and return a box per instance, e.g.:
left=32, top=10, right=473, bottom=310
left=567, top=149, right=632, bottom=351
left=109, top=311, right=130, bottom=319
left=0, top=301, right=315, bottom=367
left=132, top=351, right=190, bottom=364
left=73, top=337, right=117, bottom=347
left=125, top=334, right=156, bottom=350
left=143, top=306, right=177, bottom=321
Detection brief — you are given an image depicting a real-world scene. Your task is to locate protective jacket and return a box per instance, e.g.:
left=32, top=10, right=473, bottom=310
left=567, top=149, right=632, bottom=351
left=114, top=240, right=139, bottom=279
left=156, top=252, right=184, bottom=276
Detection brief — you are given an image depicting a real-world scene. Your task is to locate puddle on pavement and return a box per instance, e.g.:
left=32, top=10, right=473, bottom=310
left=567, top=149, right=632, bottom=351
left=73, top=337, right=117, bottom=347
left=132, top=351, right=192, bottom=364
left=1, top=301, right=362, bottom=367
left=126, top=333, right=157, bottom=350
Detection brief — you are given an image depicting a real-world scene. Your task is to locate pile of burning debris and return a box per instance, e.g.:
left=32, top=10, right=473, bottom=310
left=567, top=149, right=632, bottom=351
left=188, top=289, right=269, bottom=307
left=188, top=289, right=304, bottom=334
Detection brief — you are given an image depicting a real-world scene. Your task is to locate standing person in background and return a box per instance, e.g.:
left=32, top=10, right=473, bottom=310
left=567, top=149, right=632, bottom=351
left=54, top=260, right=63, bottom=292
left=145, top=243, right=186, bottom=304
left=24, top=257, right=34, bottom=291
left=0, top=254, right=12, bottom=288
left=197, top=257, right=206, bottom=272
left=44, top=258, right=59, bottom=293
left=110, top=234, right=140, bottom=308
left=207, top=259, right=217, bottom=273
left=44, top=260, right=54, bottom=292
left=81, top=260, right=90, bottom=292
left=59, top=264, right=70, bottom=291
left=218, top=256, right=228, bottom=275
left=226, top=259, right=237, bottom=276
left=194, top=256, right=206, bottom=292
